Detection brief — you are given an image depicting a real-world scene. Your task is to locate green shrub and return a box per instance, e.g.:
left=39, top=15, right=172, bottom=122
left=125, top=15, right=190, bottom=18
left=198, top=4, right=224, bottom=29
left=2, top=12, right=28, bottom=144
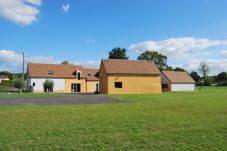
left=13, top=79, right=25, bottom=93
left=0, top=85, right=11, bottom=91
left=0, top=80, right=13, bottom=87
left=43, top=80, right=54, bottom=93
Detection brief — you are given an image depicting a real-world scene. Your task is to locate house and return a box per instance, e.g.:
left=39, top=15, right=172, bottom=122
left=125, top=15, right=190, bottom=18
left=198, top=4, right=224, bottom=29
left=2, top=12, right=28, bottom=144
left=99, top=59, right=162, bottom=94
left=27, top=63, right=99, bottom=93
left=0, top=75, right=9, bottom=83
left=161, top=71, right=195, bottom=92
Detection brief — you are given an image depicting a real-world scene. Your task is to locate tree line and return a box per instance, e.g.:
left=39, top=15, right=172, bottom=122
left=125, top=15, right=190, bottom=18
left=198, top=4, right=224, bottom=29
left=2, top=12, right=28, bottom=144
left=107, top=47, right=227, bottom=86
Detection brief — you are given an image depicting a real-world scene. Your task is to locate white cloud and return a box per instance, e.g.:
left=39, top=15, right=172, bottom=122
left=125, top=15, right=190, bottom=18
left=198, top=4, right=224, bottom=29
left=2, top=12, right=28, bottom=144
left=221, top=50, right=227, bottom=57
left=0, top=50, right=100, bottom=72
left=0, top=50, right=22, bottom=63
left=24, top=0, right=41, bottom=6
left=0, top=0, right=41, bottom=26
left=129, top=37, right=227, bottom=75
left=62, top=4, right=70, bottom=13
left=73, top=60, right=100, bottom=68
left=0, top=50, right=59, bottom=72
left=0, top=50, right=58, bottom=65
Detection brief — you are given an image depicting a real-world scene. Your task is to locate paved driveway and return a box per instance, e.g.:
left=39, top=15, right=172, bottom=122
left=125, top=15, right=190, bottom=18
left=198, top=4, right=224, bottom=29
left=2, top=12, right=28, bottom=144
left=0, top=95, right=122, bottom=105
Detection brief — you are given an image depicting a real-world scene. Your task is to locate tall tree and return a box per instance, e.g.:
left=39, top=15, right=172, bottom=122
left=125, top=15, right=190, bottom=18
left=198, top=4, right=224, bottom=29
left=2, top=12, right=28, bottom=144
left=61, top=61, right=69, bottom=64
left=137, top=51, right=168, bottom=71
left=199, top=62, right=210, bottom=85
left=216, top=72, right=227, bottom=82
left=108, top=47, right=129, bottom=59
left=190, top=71, right=200, bottom=84
left=174, top=67, right=185, bottom=72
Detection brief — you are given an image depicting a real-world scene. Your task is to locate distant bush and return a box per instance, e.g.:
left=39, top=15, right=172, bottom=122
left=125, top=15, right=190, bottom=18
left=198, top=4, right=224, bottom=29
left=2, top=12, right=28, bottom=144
left=0, top=80, right=13, bottom=87
left=203, top=77, right=212, bottom=86
left=0, top=85, right=11, bottom=91
left=218, top=81, right=227, bottom=86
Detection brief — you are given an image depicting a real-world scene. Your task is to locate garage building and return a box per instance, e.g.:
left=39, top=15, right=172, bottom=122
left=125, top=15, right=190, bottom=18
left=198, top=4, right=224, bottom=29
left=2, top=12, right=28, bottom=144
left=161, top=71, right=195, bottom=92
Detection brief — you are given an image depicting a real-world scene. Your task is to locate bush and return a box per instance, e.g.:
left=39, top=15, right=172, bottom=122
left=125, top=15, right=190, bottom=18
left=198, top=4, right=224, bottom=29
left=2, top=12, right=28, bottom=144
left=0, top=85, right=11, bottom=91
left=43, top=80, right=54, bottom=93
left=204, top=78, right=212, bottom=86
left=13, top=79, right=25, bottom=93
left=222, top=82, right=227, bottom=86
left=0, top=80, right=13, bottom=87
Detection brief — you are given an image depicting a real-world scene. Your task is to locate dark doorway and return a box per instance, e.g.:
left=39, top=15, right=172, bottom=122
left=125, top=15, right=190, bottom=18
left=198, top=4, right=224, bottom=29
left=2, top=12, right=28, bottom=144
left=71, top=84, right=81, bottom=92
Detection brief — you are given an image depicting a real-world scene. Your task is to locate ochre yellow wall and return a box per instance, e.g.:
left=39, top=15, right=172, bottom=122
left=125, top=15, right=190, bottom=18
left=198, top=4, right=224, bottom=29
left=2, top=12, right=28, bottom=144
left=99, top=62, right=108, bottom=94
left=107, top=74, right=162, bottom=94
left=64, top=79, right=86, bottom=93
left=86, top=81, right=99, bottom=93
left=33, top=79, right=99, bottom=93
left=33, top=90, right=67, bottom=93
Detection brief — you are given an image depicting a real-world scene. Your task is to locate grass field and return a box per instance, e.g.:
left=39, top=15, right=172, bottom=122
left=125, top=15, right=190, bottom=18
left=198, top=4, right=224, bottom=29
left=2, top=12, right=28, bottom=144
left=0, top=89, right=226, bottom=150
left=0, top=92, right=75, bottom=98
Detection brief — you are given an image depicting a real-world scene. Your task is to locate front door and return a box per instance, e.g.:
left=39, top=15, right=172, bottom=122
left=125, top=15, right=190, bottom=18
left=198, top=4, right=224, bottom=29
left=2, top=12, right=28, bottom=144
left=71, top=84, right=81, bottom=92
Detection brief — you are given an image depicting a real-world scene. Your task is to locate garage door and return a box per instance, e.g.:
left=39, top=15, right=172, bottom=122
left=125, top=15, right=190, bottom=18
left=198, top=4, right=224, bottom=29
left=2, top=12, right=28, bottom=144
left=171, top=84, right=195, bottom=91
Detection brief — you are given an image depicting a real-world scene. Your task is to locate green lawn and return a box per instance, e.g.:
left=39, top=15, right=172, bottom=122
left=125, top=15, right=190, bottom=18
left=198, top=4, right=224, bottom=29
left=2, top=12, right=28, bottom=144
left=0, top=90, right=227, bottom=150
left=0, top=92, right=75, bottom=98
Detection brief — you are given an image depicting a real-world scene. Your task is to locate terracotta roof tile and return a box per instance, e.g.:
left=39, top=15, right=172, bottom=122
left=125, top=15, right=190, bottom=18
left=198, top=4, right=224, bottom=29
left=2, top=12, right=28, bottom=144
left=27, top=63, right=99, bottom=81
left=101, top=59, right=161, bottom=75
left=162, top=71, right=195, bottom=84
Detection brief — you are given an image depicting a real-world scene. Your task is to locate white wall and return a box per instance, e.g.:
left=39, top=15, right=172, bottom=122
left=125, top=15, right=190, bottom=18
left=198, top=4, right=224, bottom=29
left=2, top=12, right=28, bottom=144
left=171, top=84, right=195, bottom=91
left=0, top=78, right=9, bottom=83
left=29, top=78, right=65, bottom=91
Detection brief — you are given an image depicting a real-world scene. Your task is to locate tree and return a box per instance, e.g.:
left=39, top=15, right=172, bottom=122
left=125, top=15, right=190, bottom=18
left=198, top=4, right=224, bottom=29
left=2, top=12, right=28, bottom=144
left=0, top=71, right=13, bottom=80
left=190, top=71, right=200, bottom=84
left=61, top=61, right=69, bottom=64
left=174, top=67, right=185, bottom=72
left=199, top=62, right=210, bottom=85
left=108, top=47, right=129, bottom=59
left=204, top=77, right=213, bottom=86
left=137, top=51, right=168, bottom=71
left=13, top=79, right=25, bottom=93
left=43, top=80, right=54, bottom=93
left=216, top=72, right=227, bottom=82
left=164, top=66, right=173, bottom=71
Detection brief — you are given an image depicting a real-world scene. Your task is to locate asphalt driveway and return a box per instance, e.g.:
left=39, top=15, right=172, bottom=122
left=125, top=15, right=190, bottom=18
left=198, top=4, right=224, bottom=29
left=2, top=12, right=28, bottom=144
left=0, top=95, right=122, bottom=105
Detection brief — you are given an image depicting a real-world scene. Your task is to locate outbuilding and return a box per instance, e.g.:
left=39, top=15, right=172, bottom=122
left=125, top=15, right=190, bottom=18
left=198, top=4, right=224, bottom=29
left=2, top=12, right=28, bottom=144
left=0, top=75, right=9, bottom=83
left=161, top=71, right=195, bottom=92
left=99, top=59, right=162, bottom=94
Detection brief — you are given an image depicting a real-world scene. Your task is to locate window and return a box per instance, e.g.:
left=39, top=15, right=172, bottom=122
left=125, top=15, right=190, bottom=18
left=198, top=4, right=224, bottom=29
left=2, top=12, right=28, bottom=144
left=33, top=82, right=35, bottom=86
left=96, top=83, right=99, bottom=92
left=48, top=70, right=54, bottom=75
left=77, top=72, right=81, bottom=80
left=115, top=82, right=122, bottom=88
left=162, top=84, right=168, bottom=89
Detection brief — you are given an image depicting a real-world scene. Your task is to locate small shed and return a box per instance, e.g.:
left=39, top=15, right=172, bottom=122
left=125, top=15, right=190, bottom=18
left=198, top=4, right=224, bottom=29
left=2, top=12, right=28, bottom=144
left=161, top=71, right=195, bottom=92
left=0, top=75, right=9, bottom=83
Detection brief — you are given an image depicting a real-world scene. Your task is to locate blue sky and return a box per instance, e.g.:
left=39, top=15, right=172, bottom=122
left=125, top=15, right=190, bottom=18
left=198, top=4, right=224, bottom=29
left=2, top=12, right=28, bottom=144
left=1, top=0, right=227, bottom=75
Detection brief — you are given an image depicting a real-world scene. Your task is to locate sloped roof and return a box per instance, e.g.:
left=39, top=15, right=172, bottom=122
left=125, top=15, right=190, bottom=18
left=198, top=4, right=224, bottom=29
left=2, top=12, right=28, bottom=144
left=162, top=71, right=195, bottom=84
left=27, top=63, right=99, bottom=81
left=101, top=59, right=161, bottom=75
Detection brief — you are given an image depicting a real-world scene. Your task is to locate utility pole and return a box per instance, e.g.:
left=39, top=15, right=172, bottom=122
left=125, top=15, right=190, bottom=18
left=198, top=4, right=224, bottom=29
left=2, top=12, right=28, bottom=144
left=22, top=52, right=25, bottom=80
left=20, top=52, right=25, bottom=80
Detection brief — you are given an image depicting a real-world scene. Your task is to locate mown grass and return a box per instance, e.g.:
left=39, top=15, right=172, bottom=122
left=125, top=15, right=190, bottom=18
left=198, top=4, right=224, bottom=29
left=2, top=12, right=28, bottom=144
left=0, top=89, right=227, bottom=150
left=0, top=92, right=75, bottom=98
